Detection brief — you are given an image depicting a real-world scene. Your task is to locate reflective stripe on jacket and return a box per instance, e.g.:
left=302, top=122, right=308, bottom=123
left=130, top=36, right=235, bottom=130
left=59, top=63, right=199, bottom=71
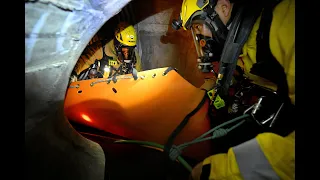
left=233, top=137, right=280, bottom=180
left=201, top=131, right=295, bottom=180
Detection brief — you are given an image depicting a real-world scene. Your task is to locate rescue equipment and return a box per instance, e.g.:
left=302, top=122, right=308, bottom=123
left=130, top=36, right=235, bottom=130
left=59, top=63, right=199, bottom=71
left=115, top=113, right=251, bottom=172
left=64, top=67, right=212, bottom=160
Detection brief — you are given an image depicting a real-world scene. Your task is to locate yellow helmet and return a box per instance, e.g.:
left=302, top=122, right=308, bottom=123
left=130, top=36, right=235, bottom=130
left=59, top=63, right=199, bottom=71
left=172, top=0, right=209, bottom=30
left=114, top=22, right=137, bottom=47
left=172, top=0, right=231, bottom=71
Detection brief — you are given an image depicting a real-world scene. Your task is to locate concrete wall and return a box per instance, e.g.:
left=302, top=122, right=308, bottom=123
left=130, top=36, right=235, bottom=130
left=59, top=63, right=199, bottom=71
left=25, top=0, right=132, bottom=179
left=91, top=0, right=208, bottom=87
left=25, top=0, right=210, bottom=179
left=132, top=0, right=208, bottom=87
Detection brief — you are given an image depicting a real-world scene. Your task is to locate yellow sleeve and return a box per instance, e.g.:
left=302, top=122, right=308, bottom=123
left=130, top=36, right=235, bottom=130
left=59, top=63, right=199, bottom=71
left=240, top=0, right=295, bottom=104
left=201, top=149, right=243, bottom=180
left=256, top=131, right=295, bottom=180
left=200, top=131, right=295, bottom=180
left=104, top=39, right=117, bottom=61
left=269, top=0, right=295, bottom=104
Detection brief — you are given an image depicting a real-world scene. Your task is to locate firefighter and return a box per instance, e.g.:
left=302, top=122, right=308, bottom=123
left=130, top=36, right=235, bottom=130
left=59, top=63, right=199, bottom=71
left=103, top=22, right=142, bottom=79
left=70, top=22, right=142, bottom=82
left=172, top=0, right=295, bottom=179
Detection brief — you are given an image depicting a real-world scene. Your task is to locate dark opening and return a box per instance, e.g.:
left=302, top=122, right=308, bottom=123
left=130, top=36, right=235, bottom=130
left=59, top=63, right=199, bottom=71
left=112, top=88, right=117, bottom=93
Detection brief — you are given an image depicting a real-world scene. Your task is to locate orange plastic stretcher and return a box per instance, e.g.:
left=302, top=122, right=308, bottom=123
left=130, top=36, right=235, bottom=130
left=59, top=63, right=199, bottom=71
left=64, top=67, right=212, bottom=160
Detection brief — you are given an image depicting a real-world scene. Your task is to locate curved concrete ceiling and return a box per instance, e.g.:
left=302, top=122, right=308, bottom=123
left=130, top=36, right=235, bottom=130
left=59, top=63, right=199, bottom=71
left=25, top=0, right=131, bottom=179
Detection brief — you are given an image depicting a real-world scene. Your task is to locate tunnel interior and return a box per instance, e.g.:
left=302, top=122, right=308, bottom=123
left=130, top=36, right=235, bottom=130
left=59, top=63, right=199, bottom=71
left=25, top=0, right=219, bottom=179
left=26, top=0, right=296, bottom=179
left=65, top=0, right=208, bottom=179
left=70, top=0, right=210, bottom=86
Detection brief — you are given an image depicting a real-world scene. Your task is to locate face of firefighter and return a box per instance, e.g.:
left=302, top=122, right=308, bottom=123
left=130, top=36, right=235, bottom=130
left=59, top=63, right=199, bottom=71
left=121, top=47, right=129, bottom=60
left=190, top=0, right=233, bottom=37
left=191, top=23, right=214, bottom=59
left=190, top=0, right=233, bottom=64
left=191, top=23, right=223, bottom=62
left=88, top=69, right=98, bottom=79
left=191, top=23, right=213, bottom=38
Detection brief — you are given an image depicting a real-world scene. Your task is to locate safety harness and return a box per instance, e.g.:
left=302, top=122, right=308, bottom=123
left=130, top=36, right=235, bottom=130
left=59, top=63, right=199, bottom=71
left=210, top=0, right=288, bottom=111
left=211, top=0, right=267, bottom=105
left=215, top=0, right=295, bottom=137
left=164, top=0, right=292, bottom=169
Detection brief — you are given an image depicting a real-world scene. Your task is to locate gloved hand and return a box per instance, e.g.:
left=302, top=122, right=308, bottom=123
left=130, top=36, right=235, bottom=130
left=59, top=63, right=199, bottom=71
left=189, top=162, right=203, bottom=180
left=70, top=75, right=78, bottom=83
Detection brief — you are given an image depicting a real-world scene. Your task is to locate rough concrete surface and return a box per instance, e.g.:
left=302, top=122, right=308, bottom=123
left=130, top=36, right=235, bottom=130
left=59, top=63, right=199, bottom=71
left=25, top=0, right=132, bottom=179
left=25, top=0, right=210, bottom=179
left=132, top=0, right=209, bottom=87
left=77, top=0, right=209, bottom=87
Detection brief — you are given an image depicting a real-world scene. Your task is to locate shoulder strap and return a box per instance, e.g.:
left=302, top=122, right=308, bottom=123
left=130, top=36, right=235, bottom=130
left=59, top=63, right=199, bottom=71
left=217, top=1, right=264, bottom=98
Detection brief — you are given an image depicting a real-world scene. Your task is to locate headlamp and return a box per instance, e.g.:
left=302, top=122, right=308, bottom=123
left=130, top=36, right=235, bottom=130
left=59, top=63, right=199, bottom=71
left=172, top=18, right=182, bottom=30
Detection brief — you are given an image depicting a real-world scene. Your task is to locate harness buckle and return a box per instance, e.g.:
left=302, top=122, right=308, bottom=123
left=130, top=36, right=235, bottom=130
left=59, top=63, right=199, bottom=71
left=244, top=96, right=284, bottom=128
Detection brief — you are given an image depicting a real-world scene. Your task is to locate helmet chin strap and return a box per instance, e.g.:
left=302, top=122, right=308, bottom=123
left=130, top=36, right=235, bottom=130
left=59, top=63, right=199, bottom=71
left=193, top=11, right=229, bottom=72
left=202, top=11, right=228, bottom=45
left=192, top=4, right=239, bottom=72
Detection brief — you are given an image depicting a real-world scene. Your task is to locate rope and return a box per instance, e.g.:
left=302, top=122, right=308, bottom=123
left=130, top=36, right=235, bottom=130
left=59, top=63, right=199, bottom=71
left=168, top=145, right=182, bottom=161
left=168, top=115, right=250, bottom=161
left=113, top=114, right=251, bottom=172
